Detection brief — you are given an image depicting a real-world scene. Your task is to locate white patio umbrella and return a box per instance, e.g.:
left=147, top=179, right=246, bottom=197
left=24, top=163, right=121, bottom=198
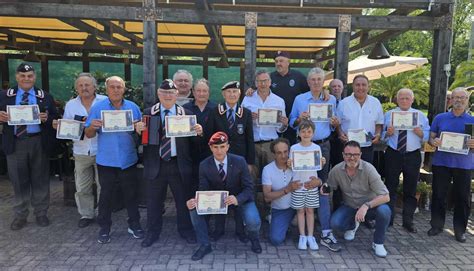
left=324, top=55, right=428, bottom=85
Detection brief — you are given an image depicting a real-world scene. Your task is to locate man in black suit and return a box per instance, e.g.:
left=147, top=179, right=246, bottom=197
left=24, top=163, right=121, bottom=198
left=206, top=81, right=255, bottom=242
left=0, top=63, right=58, bottom=230
left=136, top=79, right=203, bottom=247
left=186, top=131, right=262, bottom=261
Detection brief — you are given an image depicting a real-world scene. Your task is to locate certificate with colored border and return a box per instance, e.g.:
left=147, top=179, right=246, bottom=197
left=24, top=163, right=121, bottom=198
left=165, top=115, right=197, bottom=137
left=438, top=132, right=470, bottom=155
left=7, top=105, right=40, bottom=125
left=291, top=150, right=322, bottom=171
left=196, top=191, right=229, bottom=215
left=257, top=108, right=282, bottom=127
left=101, top=110, right=134, bottom=132
left=56, top=119, right=84, bottom=140
left=391, top=111, right=419, bottom=130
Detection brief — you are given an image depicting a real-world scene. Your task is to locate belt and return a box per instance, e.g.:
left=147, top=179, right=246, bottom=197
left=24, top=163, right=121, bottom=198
left=161, top=156, right=177, bottom=162
left=16, top=132, right=41, bottom=139
left=255, top=140, right=273, bottom=144
left=313, top=137, right=329, bottom=145
left=388, top=146, right=420, bottom=154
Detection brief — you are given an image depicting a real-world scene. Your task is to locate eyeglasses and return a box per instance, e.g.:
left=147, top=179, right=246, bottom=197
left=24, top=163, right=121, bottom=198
left=256, top=79, right=270, bottom=84
left=342, top=152, right=361, bottom=158
left=452, top=96, right=467, bottom=100
left=175, top=79, right=190, bottom=83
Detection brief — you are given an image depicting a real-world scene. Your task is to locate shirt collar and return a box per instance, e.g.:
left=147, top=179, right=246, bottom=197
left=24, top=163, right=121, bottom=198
left=214, top=155, right=228, bottom=167
left=17, top=87, right=34, bottom=96
left=225, top=103, right=237, bottom=112
left=160, top=104, right=176, bottom=115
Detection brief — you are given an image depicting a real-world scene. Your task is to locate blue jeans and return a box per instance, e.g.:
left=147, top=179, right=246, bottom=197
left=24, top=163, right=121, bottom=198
left=269, top=208, right=295, bottom=246
left=190, top=201, right=261, bottom=245
left=330, top=204, right=391, bottom=244
left=318, top=194, right=331, bottom=231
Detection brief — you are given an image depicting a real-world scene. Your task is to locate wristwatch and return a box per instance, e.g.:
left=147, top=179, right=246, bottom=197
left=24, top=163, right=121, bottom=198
left=364, top=202, right=371, bottom=209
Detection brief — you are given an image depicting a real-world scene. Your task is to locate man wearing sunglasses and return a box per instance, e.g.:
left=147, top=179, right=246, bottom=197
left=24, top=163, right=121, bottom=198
left=324, top=141, right=391, bottom=258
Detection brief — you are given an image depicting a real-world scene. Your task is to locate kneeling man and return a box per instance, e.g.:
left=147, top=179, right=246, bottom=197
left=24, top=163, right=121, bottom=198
left=186, top=131, right=262, bottom=261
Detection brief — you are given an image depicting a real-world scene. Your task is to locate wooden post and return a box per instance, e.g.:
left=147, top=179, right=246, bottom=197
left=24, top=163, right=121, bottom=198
left=0, top=54, right=9, bottom=87
left=334, top=15, right=351, bottom=97
left=239, top=60, right=245, bottom=100
left=428, top=28, right=453, bottom=122
left=82, top=52, right=90, bottom=72
left=162, top=59, right=168, bottom=80
left=124, top=58, right=131, bottom=82
left=203, top=55, right=208, bottom=79
left=41, top=57, right=50, bottom=92
left=142, top=0, right=158, bottom=108
left=244, top=12, right=257, bottom=91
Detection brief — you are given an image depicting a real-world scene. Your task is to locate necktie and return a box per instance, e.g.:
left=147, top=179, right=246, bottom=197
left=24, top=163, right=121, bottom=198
left=227, top=108, right=234, bottom=129
left=16, top=92, right=30, bottom=139
left=397, top=130, right=407, bottom=153
left=160, top=110, right=171, bottom=161
left=218, top=163, right=226, bottom=184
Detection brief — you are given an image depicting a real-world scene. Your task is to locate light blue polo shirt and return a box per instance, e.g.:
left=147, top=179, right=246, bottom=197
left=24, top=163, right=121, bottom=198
left=85, top=98, right=142, bottom=169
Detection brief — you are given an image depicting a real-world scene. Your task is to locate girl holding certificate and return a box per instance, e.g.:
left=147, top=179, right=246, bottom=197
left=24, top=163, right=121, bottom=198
left=289, top=119, right=326, bottom=250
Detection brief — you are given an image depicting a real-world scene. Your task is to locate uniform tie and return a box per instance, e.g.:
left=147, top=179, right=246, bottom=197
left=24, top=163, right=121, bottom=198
left=160, top=110, right=171, bottom=161
left=15, top=92, right=30, bottom=139
left=397, top=130, right=407, bottom=153
left=218, top=163, right=226, bottom=184
left=227, top=108, right=234, bottom=129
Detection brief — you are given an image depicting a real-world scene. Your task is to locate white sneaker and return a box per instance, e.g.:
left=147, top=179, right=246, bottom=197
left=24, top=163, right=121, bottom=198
left=344, top=221, right=360, bottom=241
left=372, top=243, right=388, bottom=258
left=307, top=236, right=319, bottom=251
left=298, top=235, right=307, bottom=250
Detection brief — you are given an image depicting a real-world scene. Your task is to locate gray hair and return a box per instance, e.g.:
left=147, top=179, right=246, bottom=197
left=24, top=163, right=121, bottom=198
left=75, top=73, right=97, bottom=88
left=307, top=67, right=325, bottom=79
left=105, top=76, right=125, bottom=88
left=397, top=88, right=414, bottom=99
left=194, top=78, right=210, bottom=89
left=173, top=69, right=193, bottom=83
left=255, top=69, right=270, bottom=78
left=452, top=87, right=470, bottom=98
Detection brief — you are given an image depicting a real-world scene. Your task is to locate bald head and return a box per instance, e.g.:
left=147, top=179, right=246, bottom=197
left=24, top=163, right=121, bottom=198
left=329, top=79, right=343, bottom=99
left=396, top=88, right=414, bottom=110
left=450, top=87, right=470, bottom=112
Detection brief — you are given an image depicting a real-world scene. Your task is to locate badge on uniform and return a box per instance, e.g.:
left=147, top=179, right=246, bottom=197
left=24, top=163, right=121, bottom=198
left=237, top=124, right=244, bottom=135
left=289, top=79, right=295, bottom=87
left=272, top=83, right=277, bottom=88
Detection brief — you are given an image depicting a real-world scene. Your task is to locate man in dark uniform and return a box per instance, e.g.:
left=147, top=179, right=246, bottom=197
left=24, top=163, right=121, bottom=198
left=136, top=79, right=203, bottom=247
left=186, top=131, right=262, bottom=261
left=270, top=51, right=309, bottom=144
left=0, top=63, right=58, bottom=230
left=206, top=81, right=255, bottom=242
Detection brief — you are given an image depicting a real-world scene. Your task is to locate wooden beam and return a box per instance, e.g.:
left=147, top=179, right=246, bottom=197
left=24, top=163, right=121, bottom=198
left=0, top=3, right=451, bottom=30
left=124, top=58, right=131, bottom=82
left=97, top=19, right=144, bottom=45
left=40, top=57, right=49, bottom=92
left=195, top=0, right=227, bottom=58
left=202, top=55, right=208, bottom=79
left=334, top=30, right=350, bottom=96
left=142, top=0, right=157, bottom=108
left=0, top=29, right=70, bottom=55
left=244, top=13, right=257, bottom=91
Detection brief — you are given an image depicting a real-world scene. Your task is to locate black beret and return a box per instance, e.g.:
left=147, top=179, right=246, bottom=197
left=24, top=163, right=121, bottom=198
left=16, top=63, right=35, bottom=73
left=159, top=79, right=177, bottom=90
left=221, top=81, right=240, bottom=91
left=274, top=51, right=290, bottom=59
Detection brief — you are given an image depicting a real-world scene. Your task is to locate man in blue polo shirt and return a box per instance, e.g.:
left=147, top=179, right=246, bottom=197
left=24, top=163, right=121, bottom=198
left=427, top=87, right=473, bottom=243
left=84, top=76, right=143, bottom=244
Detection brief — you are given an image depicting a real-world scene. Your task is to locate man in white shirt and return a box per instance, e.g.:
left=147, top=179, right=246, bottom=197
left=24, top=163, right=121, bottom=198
left=54, top=73, right=107, bottom=228
left=336, top=75, right=384, bottom=163
left=383, top=88, right=430, bottom=233
left=242, top=69, right=288, bottom=178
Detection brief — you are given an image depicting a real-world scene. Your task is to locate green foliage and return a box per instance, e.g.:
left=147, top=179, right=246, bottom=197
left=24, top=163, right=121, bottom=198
left=416, top=182, right=432, bottom=196
left=381, top=102, right=396, bottom=112
left=449, top=60, right=474, bottom=89
left=370, top=67, right=430, bottom=108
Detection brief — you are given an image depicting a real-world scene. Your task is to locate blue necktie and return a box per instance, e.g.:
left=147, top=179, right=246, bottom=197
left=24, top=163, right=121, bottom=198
left=397, top=130, right=407, bottom=153
left=218, top=163, right=226, bottom=184
left=160, top=110, right=171, bottom=161
left=227, top=108, right=234, bottom=129
left=16, top=92, right=30, bottom=139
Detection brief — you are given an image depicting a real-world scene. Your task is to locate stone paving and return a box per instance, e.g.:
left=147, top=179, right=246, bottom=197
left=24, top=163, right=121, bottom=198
left=0, top=177, right=473, bottom=271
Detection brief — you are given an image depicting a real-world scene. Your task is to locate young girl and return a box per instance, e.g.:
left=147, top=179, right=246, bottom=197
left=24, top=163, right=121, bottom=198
left=289, top=119, right=325, bottom=250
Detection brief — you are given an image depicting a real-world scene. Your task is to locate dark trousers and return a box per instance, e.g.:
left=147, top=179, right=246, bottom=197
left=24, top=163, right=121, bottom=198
left=97, top=164, right=140, bottom=231
left=145, top=158, right=193, bottom=237
left=329, top=135, right=343, bottom=169
left=361, top=145, right=374, bottom=164
left=212, top=205, right=246, bottom=236
left=384, top=147, right=421, bottom=225
left=431, top=165, right=471, bottom=234
left=318, top=140, right=331, bottom=182
left=7, top=135, right=49, bottom=219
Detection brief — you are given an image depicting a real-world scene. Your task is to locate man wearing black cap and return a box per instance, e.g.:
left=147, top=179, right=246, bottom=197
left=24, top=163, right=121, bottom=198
left=186, top=131, right=262, bottom=261
left=206, top=80, right=255, bottom=242
left=0, top=63, right=58, bottom=230
left=135, top=79, right=203, bottom=247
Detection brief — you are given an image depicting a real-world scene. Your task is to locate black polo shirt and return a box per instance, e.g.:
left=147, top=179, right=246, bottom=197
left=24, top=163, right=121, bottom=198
left=270, top=69, right=309, bottom=116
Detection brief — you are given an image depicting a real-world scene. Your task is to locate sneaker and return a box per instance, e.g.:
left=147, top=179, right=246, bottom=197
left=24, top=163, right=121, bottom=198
left=297, top=235, right=307, bottom=250
left=320, top=232, right=342, bottom=252
left=372, top=243, right=388, bottom=257
left=344, top=221, right=360, bottom=241
left=128, top=223, right=145, bottom=239
left=97, top=228, right=111, bottom=244
left=307, top=236, right=319, bottom=251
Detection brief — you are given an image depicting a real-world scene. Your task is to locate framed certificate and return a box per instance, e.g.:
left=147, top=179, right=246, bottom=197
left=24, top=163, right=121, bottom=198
left=56, top=119, right=84, bottom=140
left=196, top=191, right=229, bottom=215
left=308, top=103, right=333, bottom=122
left=6, top=105, right=40, bottom=125
left=438, top=132, right=470, bottom=155
left=348, top=129, right=371, bottom=147
left=391, top=111, right=419, bottom=130
left=165, top=115, right=197, bottom=137
left=101, top=110, right=134, bottom=132
left=291, top=150, right=322, bottom=171
left=257, top=108, right=282, bottom=127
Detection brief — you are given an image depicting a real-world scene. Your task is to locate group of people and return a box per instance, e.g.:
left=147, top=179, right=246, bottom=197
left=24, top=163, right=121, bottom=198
left=0, top=51, right=472, bottom=261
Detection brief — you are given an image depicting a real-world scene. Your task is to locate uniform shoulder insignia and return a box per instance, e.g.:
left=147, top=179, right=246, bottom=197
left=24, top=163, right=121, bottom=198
left=151, top=103, right=161, bottom=115
left=218, top=104, right=226, bottom=115
left=35, top=89, right=45, bottom=99
left=176, top=105, right=185, bottom=115
left=6, top=88, right=16, bottom=97
left=236, top=105, right=243, bottom=118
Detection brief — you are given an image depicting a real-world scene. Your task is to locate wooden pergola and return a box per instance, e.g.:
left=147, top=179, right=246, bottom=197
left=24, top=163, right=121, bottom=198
left=0, top=0, right=454, bottom=120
